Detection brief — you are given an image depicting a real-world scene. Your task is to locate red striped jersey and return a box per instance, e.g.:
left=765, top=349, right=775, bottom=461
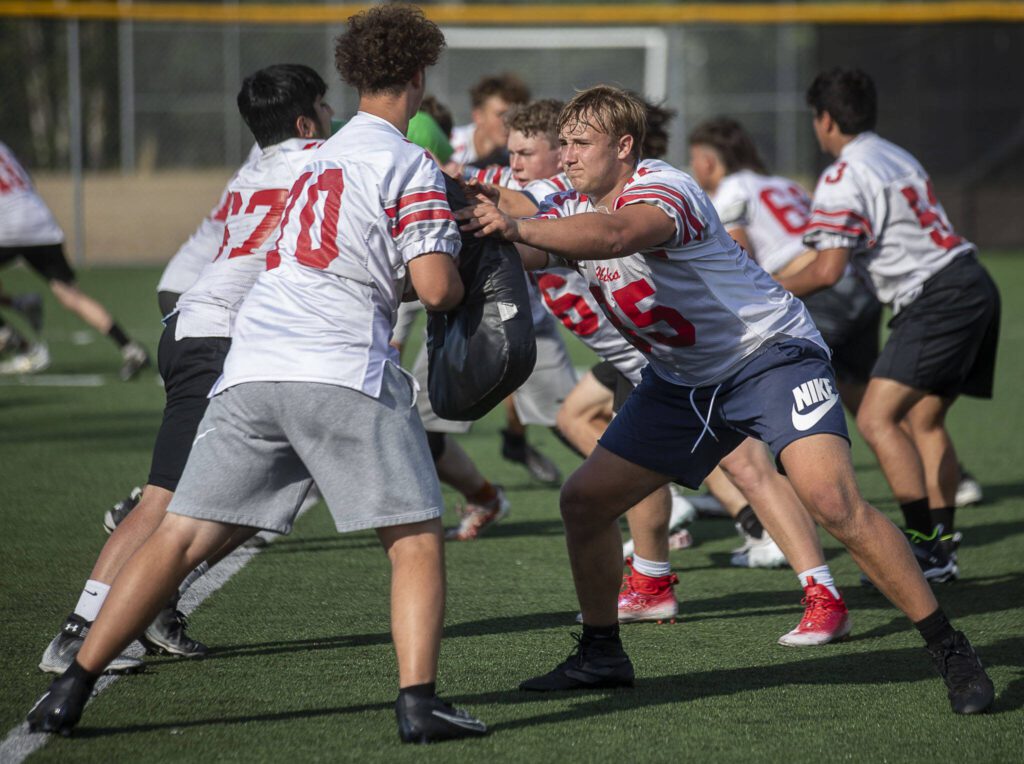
left=0, top=141, right=63, bottom=247
left=174, top=138, right=323, bottom=339
left=217, top=112, right=460, bottom=399
left=535, top=159, right=822, bottom=387
left=158, top=142, right=262, bottom=296
left=803, top=132, right=974, bottom=312
left=712, top=170, right=810, bottom=275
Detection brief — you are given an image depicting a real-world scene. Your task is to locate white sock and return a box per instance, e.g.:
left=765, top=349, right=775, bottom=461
left=632, top=554, right=671, bottom=578
left=73, top=579, right=111, bottom=622
left=798, top=565, right=840, bottom=600
left=179, top=561, right=210, bottom=597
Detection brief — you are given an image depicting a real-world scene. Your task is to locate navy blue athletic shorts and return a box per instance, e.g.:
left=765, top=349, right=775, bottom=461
left=598, top=339, right=850, bottom=488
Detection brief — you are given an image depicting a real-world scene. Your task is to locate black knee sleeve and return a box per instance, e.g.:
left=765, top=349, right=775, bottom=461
left=426, top=431, right=446, bottom=462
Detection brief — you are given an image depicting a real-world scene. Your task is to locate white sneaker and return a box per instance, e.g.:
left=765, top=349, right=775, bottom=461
left=623, top=488, right=697, bottom=557
left=689, top=493, right=728, bottom=517
left=0, top=342, right=50, bottom=374
left=955, top=472, right=983, bottom=507
left=731, top=525, right=787, bottom=568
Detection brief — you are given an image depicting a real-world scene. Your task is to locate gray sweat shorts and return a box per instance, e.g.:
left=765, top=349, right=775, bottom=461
left=167, top=363, right=444, bottom=534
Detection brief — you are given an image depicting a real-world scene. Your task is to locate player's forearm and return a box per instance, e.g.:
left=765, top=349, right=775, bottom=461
left=515, top=214, right=627, bottom=262
left=777, top=247, right=848, bottom=297
left=497, top=188, right=540, bottom=218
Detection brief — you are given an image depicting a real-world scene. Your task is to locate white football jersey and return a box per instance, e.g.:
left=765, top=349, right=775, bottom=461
left=803, top=132, right=974, bottom=312
left=216, top=112, right=461, bottom=399
left=450, top=123, right=478, bottom=166
left=174, top=138, right=324, bottom=340
left=521, top=172, right=572, bottom=205
left=468, top=164, right=518, bottom=188
left=0, top=141, right=64, bottom=247
left=712, top=170, right=809, bottom=275
left=536, top=160, right=823, bottom=387
left=157, top=142, right=263, bottom=295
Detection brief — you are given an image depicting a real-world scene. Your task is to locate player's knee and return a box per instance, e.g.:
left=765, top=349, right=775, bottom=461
left=559, top=475, right=597, bottom=528
left=855, top=406, right=888, bottom=447
left=804, top=482, right=864, bottom=537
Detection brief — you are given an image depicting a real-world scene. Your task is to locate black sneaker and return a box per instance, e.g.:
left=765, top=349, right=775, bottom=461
left=501, top=429, right=562, bottom=485
left=140, top=604, right=209, bottom=658
left=103, top=486, right=143, bottom=534
left=394, top=693, right=487, bottom=744
left=38, top=613, right=143, bottom=674
left=519, top=631, right=635, bottom=692
left=927, top=631, right=995, bottom=714
left=907, top=527, right=959, bottom=583
left=27, top=671, right=96, bottom=736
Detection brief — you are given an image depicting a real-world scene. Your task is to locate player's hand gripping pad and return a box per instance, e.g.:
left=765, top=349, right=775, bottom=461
left=427, top=176, right=537, bottom=420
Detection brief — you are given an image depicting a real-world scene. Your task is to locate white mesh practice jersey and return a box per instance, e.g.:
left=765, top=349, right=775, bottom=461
left=803, top=132, right=974, bottom=312
left=450, top=123, right=478, bottom=166
left=535, top=159, right=823, bottom=387
left=469, top=164, right=518, bottom=188
left=0, top=141, right=64, bottom=247
left=216, top=112, right=461, bottom=398
left=521, top=172, right=572, bottom=205
left=174, top=138, right=324, bottom=340
left=712, top=170, right=810, bottom=275
left=157, top=142, right=263, bottom=295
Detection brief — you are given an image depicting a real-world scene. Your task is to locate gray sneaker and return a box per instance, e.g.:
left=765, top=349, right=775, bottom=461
left=103, top=485, right=143, bottom=534
left=39, top=614, right=143, bottom=674
left=119, top=341, right=151, bottom=381
left=141, top=605, right=209, bottom=658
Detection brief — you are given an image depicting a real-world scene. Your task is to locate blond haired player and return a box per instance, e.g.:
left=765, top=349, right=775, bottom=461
left=461, top=85, right=993, bottom=715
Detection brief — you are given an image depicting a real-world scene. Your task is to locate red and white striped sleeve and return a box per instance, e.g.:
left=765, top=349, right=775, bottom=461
left=613, top=170, right=707, bottom=248
left=803, top=160, right=874, bottom=250
left=386, top=154, right=460, bottom=263
left=532, top=188, right=588, bottom=221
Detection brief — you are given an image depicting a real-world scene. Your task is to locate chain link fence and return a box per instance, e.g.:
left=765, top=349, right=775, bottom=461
left=1, top=8, right=1022, bottom=262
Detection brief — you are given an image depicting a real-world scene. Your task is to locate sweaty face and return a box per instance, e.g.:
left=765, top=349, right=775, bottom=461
left=559, top=120, right=622, bottom=198
left=508, top=130, right=561, bottom=185
left=473, top=96, right=512, bottom=147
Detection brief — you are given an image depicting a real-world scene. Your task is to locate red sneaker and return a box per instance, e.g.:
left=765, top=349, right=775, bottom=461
left=444, top=487, right=510, bottom=541
left=778, top=577, right=851, bottom=646
left=617, top=558, right=679, bottom=624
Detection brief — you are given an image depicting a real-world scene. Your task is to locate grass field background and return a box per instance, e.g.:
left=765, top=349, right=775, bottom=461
left=1, top=256, right=1022, bottom=762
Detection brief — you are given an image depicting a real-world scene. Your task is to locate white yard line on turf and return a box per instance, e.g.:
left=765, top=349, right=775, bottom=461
left=0, top=374, right=106, bottom=387
left=0, top=526, right=287, bottom=762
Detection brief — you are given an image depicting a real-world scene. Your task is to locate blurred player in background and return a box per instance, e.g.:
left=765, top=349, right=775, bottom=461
left=462, top=85, right=993, bottom=715
left=779, top=68, right=1000, bottom=583
left=0, top=141, right=150, bottom=379
left=450, top=72, right=530, bottom=168
left=36, top=62, right=332, bottom=677
left=29, top=5, right=488, bottom=743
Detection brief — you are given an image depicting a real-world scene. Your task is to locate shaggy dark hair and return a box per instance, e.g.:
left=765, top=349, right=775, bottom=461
left=237, top=64, right=326, bottom=148
left=335, top=4, right=446, bottom=95
left=688, top=117, right=768, bottom=175
left=505, top=99, right=564, bottom=147
left=636, top=95, right=675, bottom=159
left=806, top=67, right=877, bottom=135
left=469, top=73, right=531, bottom=109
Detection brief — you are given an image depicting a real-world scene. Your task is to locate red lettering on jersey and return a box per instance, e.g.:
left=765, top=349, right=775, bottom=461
left=901, top=181, right=964, bottom=250
left=226, top=188, right=289, bottom=259
left=824, top=161, right=847, bottom=184
left=589, top=278, right=696, bottom=352
left=759, top=184, right=810, bottom=234
left=595, top=265, right=620, bottom=282
left=294, top=168, right=345, bottom=269
left=536, top=272, right=599, bottom=337
left=0, top=152, right=30, bottom=195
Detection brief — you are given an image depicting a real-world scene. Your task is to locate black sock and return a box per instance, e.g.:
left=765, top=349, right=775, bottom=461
left=65, top=659, right=100, bottom=688
left=931, top=506, right=955, bottom=535
left=107, top=323, right=130, bottom=349
left=398, top=681, right=436, bottom=700
left=900, top=498, right=932, bottom=534
left=501, top=429, right=526, bottom=448
left=915, top=608, right=956, bottom=649
left=736, top=505, right=763, bottom=539
left=582, top=623, right=620, bottom=642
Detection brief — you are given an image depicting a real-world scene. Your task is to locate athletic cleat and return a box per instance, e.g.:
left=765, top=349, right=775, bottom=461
left=955, top=470, right=983, bottom=507
left=939, top=531, right=963, bottom=562
left=667, top=486, right=698, bottom=530
left=0, top=342, right=49, bottom=374
left=501, top=430, right=561, bottom=485
left=39, top=614, right=143, bottom=675
left=520, top=631, right=634, bottom=692
left=103, top=485, right=143, bottom=534
left=907, top=527, right=959, bottom=582
left=617, top=559, right=679, bottom=623
left=26, top=670, right=95, bottom=736
left=668, top=528, right=694, bottom=551
left=731, top=526, right=787, bottom=568
left=778, top=577, right=852, bottom=646
left=395, top=693, right=488, bottom=743
left=140, top=604, right=208, bottom=658
left=444, top=486, right=509, bottom=541
left=119, top=341, right=151, bottom=381
left=12, top=292, right=45, bottom=333
left=927, top=631, right=995, bottom=714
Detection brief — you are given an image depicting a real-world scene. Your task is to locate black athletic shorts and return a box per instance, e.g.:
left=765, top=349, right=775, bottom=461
left=802, top=271, right=882, bottom=386
left=0, top=243, right=75, bottom=284
left=149, top=313, right=232, bottom=491
left=590, top=360, right=634, bottom=413
left=872, top=253, right=1000, bottom=399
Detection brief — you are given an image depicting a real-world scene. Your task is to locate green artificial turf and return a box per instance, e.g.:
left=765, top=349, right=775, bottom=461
left=1, top=257, right=1022, bottom=762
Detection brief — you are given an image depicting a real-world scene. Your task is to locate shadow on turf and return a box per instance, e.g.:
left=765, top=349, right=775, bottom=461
left=72, top=635, right=1024, bottom=739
